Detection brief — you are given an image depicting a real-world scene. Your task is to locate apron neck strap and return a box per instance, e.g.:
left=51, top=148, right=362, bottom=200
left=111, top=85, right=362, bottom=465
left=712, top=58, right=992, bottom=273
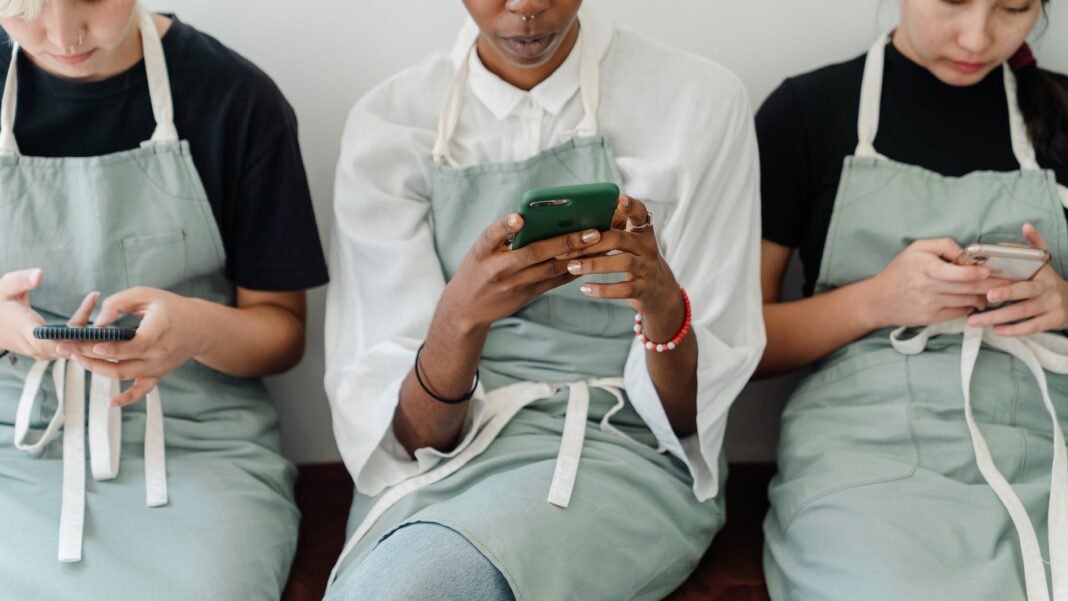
left=855, top=28, right=1040, bottom=172
left=432, top=21, right=600, bottom=167
left=0, top=4, right=178, bottom=158
left=137, top=5, right=178, bottom=147
left=0, top=43, right=21, bottom=156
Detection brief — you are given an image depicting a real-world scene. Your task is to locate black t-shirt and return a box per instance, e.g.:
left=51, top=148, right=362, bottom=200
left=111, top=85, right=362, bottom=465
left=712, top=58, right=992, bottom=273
left=0, top=16, right=328, bottom=292
left=757, top=41, right=1068, bottom=296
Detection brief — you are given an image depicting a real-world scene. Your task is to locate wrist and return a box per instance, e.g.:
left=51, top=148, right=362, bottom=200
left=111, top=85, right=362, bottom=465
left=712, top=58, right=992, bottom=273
left=851, top=277, right=887, bottom=332
left=637, top=286, right=688, bottom=346
left=183, top=297, right=217, bottom=361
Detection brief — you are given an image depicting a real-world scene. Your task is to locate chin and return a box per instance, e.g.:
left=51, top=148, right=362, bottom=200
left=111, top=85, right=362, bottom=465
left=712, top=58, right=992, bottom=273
left=932, top=65, right=994, bottom=88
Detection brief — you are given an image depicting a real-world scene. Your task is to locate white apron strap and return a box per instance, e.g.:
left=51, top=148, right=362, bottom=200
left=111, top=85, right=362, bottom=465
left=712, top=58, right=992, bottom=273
left=432, top=20, right=600, bottom=166
left=547, top=381, right=590, bottom=507
left=89, top=375, right=122, bottom=480
left=13, top=360, right=64, bottom=455
left=1003, top=65, right=1041, bottom=172
left=58, top=360, right=87, bottom=563
left=891, top=321, right=1068, bottom=601
left=144, top=386, right=168, bottom=506
left=0, top=42, right=21, bottom=156
left=855, top=30, right=893, bottom=160
left=136, top=5, right=178, bottom=146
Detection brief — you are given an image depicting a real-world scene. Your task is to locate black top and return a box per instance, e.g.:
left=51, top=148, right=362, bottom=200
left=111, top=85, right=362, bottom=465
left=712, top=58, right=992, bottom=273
left=757, top=41, right=1068, bottom=296
left=0, top=16, right=328, bottom=291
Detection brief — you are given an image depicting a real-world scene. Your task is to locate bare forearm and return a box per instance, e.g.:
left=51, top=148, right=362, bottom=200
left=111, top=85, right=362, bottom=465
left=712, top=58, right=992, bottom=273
left=393, top=302, right=488, bottom=456
left=643, top=295, right=698, bottom=436
left=757, top=278, right=879, bottom=377
left=189, top=298, right=306, bottom=377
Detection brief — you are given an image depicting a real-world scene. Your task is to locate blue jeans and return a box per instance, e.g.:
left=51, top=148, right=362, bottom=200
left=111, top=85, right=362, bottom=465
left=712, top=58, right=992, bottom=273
left=325, top=522, right=515, bottom=601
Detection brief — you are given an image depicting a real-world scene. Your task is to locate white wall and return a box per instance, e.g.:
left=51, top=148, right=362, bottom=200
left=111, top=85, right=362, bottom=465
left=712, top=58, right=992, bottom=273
left=148, top=0, right=1068, bottom=464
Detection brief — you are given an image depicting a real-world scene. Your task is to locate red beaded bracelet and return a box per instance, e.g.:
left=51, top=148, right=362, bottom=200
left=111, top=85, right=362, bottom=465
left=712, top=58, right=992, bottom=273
left=634, top=288, right=692, bottom=352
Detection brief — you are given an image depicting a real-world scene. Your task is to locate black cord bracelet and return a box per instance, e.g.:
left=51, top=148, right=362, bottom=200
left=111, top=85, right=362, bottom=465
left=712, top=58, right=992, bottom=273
left=414, top=343, right=479, bottom=405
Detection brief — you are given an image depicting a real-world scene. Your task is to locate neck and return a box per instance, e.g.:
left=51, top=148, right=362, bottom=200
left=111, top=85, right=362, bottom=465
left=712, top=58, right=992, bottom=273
left=476, top=20, right=580, bottom=91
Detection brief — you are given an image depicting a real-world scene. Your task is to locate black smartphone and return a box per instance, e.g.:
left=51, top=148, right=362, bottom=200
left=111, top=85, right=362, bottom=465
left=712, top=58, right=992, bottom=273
left=33, top=326, right=137, bottom=342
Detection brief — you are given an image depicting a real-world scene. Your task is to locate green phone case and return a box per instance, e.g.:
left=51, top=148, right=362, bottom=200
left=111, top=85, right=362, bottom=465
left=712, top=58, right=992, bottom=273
left=511, top=182, right=620, bottom=250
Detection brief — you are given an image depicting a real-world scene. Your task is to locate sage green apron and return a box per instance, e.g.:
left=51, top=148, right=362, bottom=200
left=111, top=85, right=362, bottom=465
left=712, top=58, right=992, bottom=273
left=328, top=25, right=723, bottom=601
left=0, top=9, right=297, bottom=600
left=764, top=32, right=1068, bottom=601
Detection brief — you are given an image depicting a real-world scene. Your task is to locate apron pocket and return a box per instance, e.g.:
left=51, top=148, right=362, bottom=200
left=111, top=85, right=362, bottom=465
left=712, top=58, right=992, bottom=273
left=123, top=230, right=189, bottom=291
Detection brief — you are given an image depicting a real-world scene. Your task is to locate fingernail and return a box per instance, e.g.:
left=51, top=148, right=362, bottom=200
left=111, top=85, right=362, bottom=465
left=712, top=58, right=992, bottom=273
left=94, top=345, right=110, bottom=356
left=28, top=268, right=42, bottom=282
left=581, top=230, right=600, bottom=244
left=567, top=261, right=582, bottom=274
left=580, top=284, right=593, bottom=295
left=507, top=214, right=518, bottom=228
left=988, top=292, right=1000, bottom=302
left=622, top=196, right=631, bottom=209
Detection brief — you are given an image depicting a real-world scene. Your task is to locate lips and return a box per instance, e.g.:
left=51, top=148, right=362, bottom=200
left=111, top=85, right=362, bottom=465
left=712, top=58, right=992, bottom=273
left=950, top=60, right=985, bottom=75
left=501, top=32, right=557, bottom=59
left=52, top=49, right=95, bottom=65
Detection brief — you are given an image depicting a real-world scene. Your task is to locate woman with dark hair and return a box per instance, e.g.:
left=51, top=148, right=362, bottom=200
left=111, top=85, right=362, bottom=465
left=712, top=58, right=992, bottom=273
left=758, top=0, right=1068, bottom=599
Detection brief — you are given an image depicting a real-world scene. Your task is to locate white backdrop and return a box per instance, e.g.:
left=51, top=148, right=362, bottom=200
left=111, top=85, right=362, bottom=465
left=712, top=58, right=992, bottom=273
left=147, top=0, right=1068, bottom=464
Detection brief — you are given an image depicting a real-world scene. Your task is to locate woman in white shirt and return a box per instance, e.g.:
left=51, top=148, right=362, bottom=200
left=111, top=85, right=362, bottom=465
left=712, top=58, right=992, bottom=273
left=325, top=1, right=764, bottom=599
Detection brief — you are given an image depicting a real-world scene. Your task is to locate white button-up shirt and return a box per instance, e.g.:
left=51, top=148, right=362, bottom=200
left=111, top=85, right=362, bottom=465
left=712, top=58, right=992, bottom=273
left=325, top=9, right=765, bottom=502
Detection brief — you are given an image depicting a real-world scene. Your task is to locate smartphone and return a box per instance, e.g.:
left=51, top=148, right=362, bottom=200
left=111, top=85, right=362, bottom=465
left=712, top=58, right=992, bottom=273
left=510, top=182, right=620, bottom=250
left=954, top=243, right=1051, bottom=281
left=33, top=326, right=137, bottom=342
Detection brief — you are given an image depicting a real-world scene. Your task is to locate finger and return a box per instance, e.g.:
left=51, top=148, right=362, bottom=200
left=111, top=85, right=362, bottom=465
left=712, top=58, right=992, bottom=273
left=913, top=238, right=965, bottom=263
left=514, top=228, right=602, bottom=268
left=92, top=318, right=164, bottom=360
left=559, top=229, right=645, bottom=261
left=110, top=377, right=160, bottom=408
left=71, top=354, right=152, bottom=381
left=992, top=315, right=1057, bottom=338
left=930, top=307, right=976, bottom=324
left=579, top=280, right=638, bottom=300
left=67, top=291, right=101, bottom=327
left=0, top=268, right=43, bottom=299
left=932, top=278, right=1012, bottom=296
left=934, top=294, right=989, bottom=310
left=525, top=272, right=581, bottom=299
left=566, top=252, right=640, bottom=278
left=986, top=279, right=1047, bottom=304
left=926, top=260, right=991, bottom=283
left=620, top=195, right=650, bottom=231
left=477, top=214, right=524, bottom=256
left=968, top=299, right=1043, bottom=328
left=1022, top=223, right=1050, bottom=251
left=95, top=287, right=154, bottom=327
left=610, top=196, right=629, bottom=230
left=508, top=258, right=576, bottom=288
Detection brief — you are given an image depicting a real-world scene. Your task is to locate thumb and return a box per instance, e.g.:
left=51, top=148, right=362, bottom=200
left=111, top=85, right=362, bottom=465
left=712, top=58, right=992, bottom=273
left=1022, top=223, right=1049, bottom=251
left=0, top=268, right=43, bottom=299
left=924, top=238, right=965, bottom=263
left=94, top=288, right=148, bottom=327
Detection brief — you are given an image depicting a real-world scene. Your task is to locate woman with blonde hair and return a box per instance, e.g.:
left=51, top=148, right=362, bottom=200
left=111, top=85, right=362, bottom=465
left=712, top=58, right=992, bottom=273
left=0, top=0, right=327, bottom=598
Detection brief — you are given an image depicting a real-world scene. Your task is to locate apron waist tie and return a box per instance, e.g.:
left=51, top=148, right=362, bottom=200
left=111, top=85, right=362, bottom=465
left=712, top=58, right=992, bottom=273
left=13, top=359, right=169, bottom=563
left=327, top=376, right=628, bottom=588
left=891, top=318, right=1068, bottom=601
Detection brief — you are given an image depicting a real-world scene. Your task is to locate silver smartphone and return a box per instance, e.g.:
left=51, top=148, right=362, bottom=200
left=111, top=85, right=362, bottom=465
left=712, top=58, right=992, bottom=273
left=954, top=243, right=1051, bottom=281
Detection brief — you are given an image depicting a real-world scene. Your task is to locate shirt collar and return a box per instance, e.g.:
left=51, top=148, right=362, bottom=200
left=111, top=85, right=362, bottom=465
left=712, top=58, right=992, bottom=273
left=449, top=6, right=614, bottom=120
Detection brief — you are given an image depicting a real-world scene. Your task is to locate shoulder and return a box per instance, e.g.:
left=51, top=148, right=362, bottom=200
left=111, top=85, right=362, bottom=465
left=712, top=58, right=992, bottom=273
left=1041, top=67, right=1068, bottom=93
left=761, top=53, right=866, bottom=121
left=341, top=50, right=455, bottom=147
left=603, top=27, right=754, bottom=144
left=607, top=28, right=749, bottom=108
left=163, top=17, right=296, bottom=125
